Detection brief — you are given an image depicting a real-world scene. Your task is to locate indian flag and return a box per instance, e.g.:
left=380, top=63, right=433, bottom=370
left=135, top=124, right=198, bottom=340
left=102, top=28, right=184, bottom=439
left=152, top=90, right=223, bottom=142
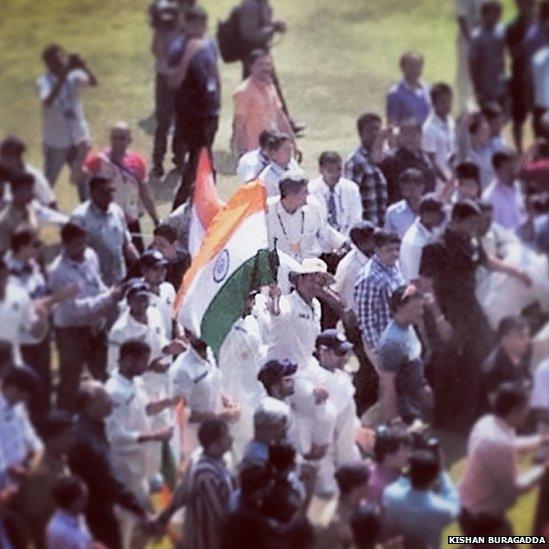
left=188, top=149, right=225, bottom=256
left=174, top=179, right=276, bottom=356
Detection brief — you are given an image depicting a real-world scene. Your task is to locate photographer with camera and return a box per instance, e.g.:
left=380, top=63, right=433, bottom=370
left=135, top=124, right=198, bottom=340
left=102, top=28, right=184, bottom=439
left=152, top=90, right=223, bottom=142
left=149, top=0, right=192, bottom=178
left=383, top=445, right=459, bottom=548
left=37, top=44, right=97, bottom=189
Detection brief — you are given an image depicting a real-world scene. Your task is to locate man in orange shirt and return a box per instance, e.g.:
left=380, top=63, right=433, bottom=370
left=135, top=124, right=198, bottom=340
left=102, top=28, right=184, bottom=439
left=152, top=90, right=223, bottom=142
left=233, top=49, right=295, bottom=157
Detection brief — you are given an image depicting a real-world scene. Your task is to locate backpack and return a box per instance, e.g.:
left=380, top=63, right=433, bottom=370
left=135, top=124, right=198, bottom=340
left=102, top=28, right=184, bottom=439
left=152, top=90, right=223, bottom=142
left=217, top=5, right=245, bottom=63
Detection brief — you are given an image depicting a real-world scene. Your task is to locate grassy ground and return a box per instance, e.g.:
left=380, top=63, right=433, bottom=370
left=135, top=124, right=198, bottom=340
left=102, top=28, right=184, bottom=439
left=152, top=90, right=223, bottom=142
left=1, top=0, right=538, bottom=546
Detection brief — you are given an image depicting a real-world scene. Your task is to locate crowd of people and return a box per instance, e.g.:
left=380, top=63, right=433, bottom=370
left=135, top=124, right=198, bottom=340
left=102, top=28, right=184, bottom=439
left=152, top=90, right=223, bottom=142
left=0, top=0, right=549, bottom=547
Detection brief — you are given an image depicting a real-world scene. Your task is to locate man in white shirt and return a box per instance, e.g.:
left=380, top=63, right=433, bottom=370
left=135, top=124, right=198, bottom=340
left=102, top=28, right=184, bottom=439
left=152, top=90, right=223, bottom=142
left=459, top=382, right=549, bottom=536
left=400, top=195, right=445, bottom=282
left=299, top=330, right=360, bottom=497
left=308, top=151, right=363, bottom=239
left=0, top=367, right=43, bottom=472
left=0, top=136, right=56, bottom=208
left=422, top=83, right=456, bottom=181
left=259, top=133, right=296, bottom=197
left=105, top=339, right=173, bottom=547
left=333, top=221, right=377, bottom=312
left=37, top=44, right=97, bottom=188
left=218, top=290, right=267, bottom=461
left=384, top=168, right=424, bottom=238
left=266, top=258, right=331, bottom=368
left=266, top=170, right=347, bottom=263
left=170, top=330, right=240, bottom=459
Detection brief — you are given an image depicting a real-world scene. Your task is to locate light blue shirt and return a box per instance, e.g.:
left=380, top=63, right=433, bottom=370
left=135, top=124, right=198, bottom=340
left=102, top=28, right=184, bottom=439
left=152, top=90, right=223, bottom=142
left=382, top=473, right=459, bottom=549
left=384, top=200, right=417, bottom=238
left=46, top=510, right=92, bottom=549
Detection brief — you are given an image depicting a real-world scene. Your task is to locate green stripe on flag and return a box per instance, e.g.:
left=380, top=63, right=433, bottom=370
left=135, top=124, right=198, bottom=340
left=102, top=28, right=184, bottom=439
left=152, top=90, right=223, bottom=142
left=200, top=249, right=275, bottom=356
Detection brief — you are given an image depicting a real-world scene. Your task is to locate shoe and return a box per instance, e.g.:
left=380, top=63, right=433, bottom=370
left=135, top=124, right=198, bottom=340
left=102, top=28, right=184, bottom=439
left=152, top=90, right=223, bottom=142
left=149, top=166, right=164, bottom=179
left=291, top=120, right=307, bottom=135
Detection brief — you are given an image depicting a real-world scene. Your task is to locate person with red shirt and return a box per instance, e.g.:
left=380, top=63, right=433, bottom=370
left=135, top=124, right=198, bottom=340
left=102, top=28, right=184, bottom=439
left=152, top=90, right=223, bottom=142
left=82, top=122, right=159, bottom=252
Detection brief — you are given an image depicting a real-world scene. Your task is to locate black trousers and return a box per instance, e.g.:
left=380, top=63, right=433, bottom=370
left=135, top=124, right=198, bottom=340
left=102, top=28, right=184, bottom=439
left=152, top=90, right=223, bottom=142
left=172, top=115, right=219, bottom=210
left=55, top=327, right=107, bottom=412
left=127, top=218, right=145, bottom=254
left=459, top=508, right=514, bottom=542
left=152, top=73, right=176, bottom=170
left=86, top=504, right=123, bottom=549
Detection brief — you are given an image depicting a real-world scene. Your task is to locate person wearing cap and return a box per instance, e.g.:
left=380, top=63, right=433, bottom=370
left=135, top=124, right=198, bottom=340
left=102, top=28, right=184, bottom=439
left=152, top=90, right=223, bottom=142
left=354, top=230, right=405, bottom=352
left=170, top=329, right=240, bottom=459
left=218, top=290, right=268, bottom=461
left=400, top=194, right=446, bottom=282
left=258, top=132, right=297, bottom=198
left=384, top=168, right=425, bottom=239
left=0, top=135, right=56, bottom=209
left=300, top=330, right=360, bottom=497
left=266, top=171, right=347, bottom=263
left=48, top=222, right=125, bottom=411
left=316, top=462, right=370, bottom=549
left=257, top=359, right=335, bottom=465
left=140, top=249, right=178, bottom=338
left=420, top=200, right=531, bottom=424
left=16, top=410, right=73, bottom=548
left=71, top=175, right=139, bottom=287
left=377, top=285, right=431, bottom=424
left=333, top=221, right=377, bottom=314
left=80, top=122, right=159, bottom=252
left=266, top=257, right=330, bottom=368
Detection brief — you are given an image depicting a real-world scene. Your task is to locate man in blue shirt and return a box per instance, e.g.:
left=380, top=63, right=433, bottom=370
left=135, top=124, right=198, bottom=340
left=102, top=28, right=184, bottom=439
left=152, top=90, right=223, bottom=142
left=386, top=51, right=431, bottom=126
left=383, top=449, right=459, bottom=548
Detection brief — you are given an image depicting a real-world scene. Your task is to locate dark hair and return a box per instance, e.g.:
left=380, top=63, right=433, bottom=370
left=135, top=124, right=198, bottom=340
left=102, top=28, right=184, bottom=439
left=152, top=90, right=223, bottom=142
left=258, top=129, right=276, bottom=149
left=198, top=418, right=228, bottom=448
left=492, top=149, right=517, bottom=170
left=42, top=44, right=62, bottom=64
left=279, top=175, right=307, bottom=199
left=398, top=167, right=424, bottom=186
left=399, top=51, right=424, bottom=68
left=2, top=366, right=39, bottom=396
left=455, top=160, right=480, bottom=182
left=42, top=410, right=74, bottom=439
left=451, top=200, right=481, bottom=222
left=52, top=476, right=86, bottom=510
left=88, top=176, right=111, bottom=190
left=10, top=227, right=36, bottom=253
left=497, top=315, right=529, bottom=340
left=482, top=101, right=503, bottom=120
left=268, top=442, right=296, bottom=473
left=357, top=113, right=382, bottom=136
left=266, top=132, right=291, bottom=153
left=335, top=462, right=370, bottom=495
left=185, top=5, right=208, bottom=21
left=430, top=82, right=452, bottom=104
left=247, top=48, right=269, bottom=67
left=349, top=221, right=377, bottom=247
left=468, top=112, right=487, bottom=134
left=389, top=284, right=423, bottom=315
left=374, top=425, right=411, bottom=463
left=153, top=223, right=177, bottom=244
left=350, top=506, right=382, bottom=549
left=373, top=230, right=400, bottom=248
left=318, top=151, right=342, bottom=167
left=0, top=135, right=26, bottom=157
left=239, top=464, right=272, bottom=498
left=409, top=450, right=440, bottom=490
left=119, top=339, right=151, bottom=362
left=492, top=382, right=529, bottom=417
left=61, top=222, right=87, bottom=244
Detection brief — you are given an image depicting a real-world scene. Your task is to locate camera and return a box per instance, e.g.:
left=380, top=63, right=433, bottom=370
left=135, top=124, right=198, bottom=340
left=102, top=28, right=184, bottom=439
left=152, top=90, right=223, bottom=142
left=149, top=0, right=181, bottom=30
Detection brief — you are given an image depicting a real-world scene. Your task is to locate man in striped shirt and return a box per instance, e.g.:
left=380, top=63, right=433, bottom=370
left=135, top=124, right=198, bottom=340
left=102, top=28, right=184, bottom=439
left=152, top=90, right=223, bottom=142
left=354, top=230, right=404, bottom=352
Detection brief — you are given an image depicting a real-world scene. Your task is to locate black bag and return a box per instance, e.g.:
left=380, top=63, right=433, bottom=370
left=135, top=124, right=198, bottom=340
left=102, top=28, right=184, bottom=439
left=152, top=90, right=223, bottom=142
left=217, top=5, right=245, bottom=63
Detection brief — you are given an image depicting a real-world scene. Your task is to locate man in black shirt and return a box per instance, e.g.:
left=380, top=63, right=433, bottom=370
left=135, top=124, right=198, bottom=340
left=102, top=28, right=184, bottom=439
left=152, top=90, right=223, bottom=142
left=381, top=118, right=437, bottom=204
left=68, top=380, right=147, bottom=549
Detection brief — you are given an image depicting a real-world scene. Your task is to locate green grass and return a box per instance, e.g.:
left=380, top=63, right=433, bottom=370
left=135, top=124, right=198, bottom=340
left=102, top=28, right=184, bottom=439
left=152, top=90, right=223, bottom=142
left=0, top=0, right=537, bottom=546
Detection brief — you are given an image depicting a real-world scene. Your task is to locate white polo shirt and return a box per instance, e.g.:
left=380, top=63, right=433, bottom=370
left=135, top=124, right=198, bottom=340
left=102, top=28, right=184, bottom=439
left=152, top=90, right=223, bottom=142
left=400, top=218, right=440, bottom=282
left=333, top=248, right=370, bottom=312
left=308, top=176, right=363, bottom=238
left=422, top=113, right=456, bottom=178
left=267, top=290, right=322, bottom=369
left=148, top=282, right=176, bottom=338
left=266, top=196, right=346, bottom=262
